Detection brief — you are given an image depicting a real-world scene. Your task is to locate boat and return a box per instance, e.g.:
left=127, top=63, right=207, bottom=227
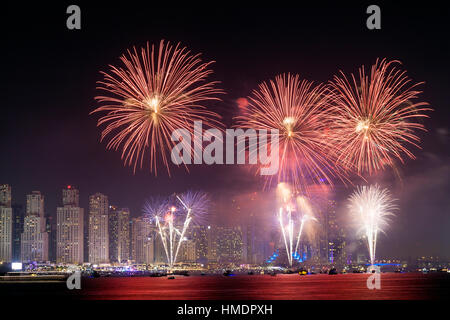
left=223, top=270, right=234, bottom=276
left=284, top=269, right=294, bottom=274
left=328, top=268, right=338, bottom=275
left=167, top=276, right=176, bottom=279
left=92, top=270, right=101, bottom=278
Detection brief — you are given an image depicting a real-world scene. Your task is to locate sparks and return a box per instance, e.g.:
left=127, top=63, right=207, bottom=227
left=277, top=183, right=317, bottom=266
left=328, top=58, right=432, bottom=175
left=348, top=184, right=397, bottom=265
left=234, top=73, right=347, bottom=194
left=144, top=191, right=209, bottom=269
left=92, top=40, right=224, bottom=176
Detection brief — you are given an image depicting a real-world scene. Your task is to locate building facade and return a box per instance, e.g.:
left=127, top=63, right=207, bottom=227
left=88, top=193, right=109, bottom=264
left=21, top=191, right=49, bottom=262
left=56, top=187, right=84, bottom=264
left=216, top=226, right=243, bottom=264
left=12, top=204, right=24, bottom=261
left=327, top=200, right=347, bottom=267
left=0, top=185, right=13, bottom=262
left=131, top=217, right=154, bottom=264
left=0, top=184, right=11, bottom=207
left=109, top=206, right=131, bottom=263
left=0, top=207, right=12, bottom=262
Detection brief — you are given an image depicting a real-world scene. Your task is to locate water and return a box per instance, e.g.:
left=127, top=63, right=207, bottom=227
left=72, top=273, right=450, bottom=300
left=1, top=273, right=449, bottom=299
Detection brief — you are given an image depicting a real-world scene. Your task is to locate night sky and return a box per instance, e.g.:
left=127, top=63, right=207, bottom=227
left=2, top=3, right=449, bottom=259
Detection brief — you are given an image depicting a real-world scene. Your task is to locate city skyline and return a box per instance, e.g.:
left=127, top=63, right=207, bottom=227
left=0, top=183, right=447, bottom=266
left=1, top=3, right=449, bottom=263
left=1, top=3, right=450, bottom=307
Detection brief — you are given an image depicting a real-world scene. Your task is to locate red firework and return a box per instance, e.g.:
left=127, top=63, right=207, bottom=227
left=328, top=59, right=431, bottom=175
left=234, top=73, right=347, bottom=193
left=92, top=40, right=223, bottom=175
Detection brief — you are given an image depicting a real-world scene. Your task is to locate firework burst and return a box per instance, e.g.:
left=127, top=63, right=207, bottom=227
left=235, top=73, right=347, bottom=193
left=348, top=184, right=397, bottom=265
left=92, top=40, right=223, bottom=175
left=328, top=59, right=431, bottom=175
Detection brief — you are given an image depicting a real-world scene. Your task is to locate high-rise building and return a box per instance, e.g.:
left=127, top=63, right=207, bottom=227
left=57, top=187, right=84, bottom=264
left=229, top=193, right=273, bottom=265
left=327, top=200, right=346, bottom=267
left=63, top=186, right=79, bottom=207
left=131, top=217, right=154, bottom=264
left=153, top=230, right=166, bottom=264
left=88, top=193, right=109, bottom=264
left=179, top=239, right=196, bottom=263
left=242, top=218, right=268, bottom=265
left=26, top=191, right=44, bottom=216
left=108, top=206, right=119, bottom=262
left=190, top=225, right=208, bottom=263
left=0, top=184, right=12, bottom=262
left=46, top=215, right=57, bottom=262
left=0, top=184, right=12, bottom=207
left=216, top=226, right=243, bottom=264
left=206, top=225, right=218, bottom=263
left=304, top=206, right=329, bottom=266
left=11, top=204, right=24, bottom=261
left=0, top=206, right=12, bottom=262
left=109, top=206, right=130, bottom=263
left=21, top=191, right=49, bottom=262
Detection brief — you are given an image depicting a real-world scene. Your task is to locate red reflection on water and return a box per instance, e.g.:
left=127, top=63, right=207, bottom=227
left=78, top=273, right=450, bottom=300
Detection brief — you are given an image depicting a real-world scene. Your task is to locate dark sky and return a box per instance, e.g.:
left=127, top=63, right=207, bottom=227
left=1, top=3, right=449, bottom=259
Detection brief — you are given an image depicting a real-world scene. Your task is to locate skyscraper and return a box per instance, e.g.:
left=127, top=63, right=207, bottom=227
left=46, top=215, right=57, bottom=262
left=109, top=206, right=130, bottom=263
left=0, top=184, right=12, bottom=207
left=26, top=191, right=44, bottom=216
left=327, top=200, right=346, bottom=267
left=179, top=239, right=196, bottom=263
left=242, top=221, right=268, bottom=265
left=11, top=204, right=24, bottom=261
left=0, top=184, right=13, bottom=262
left=88, top=193, right=109, bottom=264
left=206, top=225, right=218, bottom=263
left=21, top=191, right=49, bottom=262
left=131, top=216, right=154, bottom=264
left=108, top=205, right=118, bottom=262
left=63, top=186, right=79, bottom=206
left=216, top=226, right=243, bottom=264
left=190, top=225, right=208, bottom=263
left=57, top=186, right=84, bottom=264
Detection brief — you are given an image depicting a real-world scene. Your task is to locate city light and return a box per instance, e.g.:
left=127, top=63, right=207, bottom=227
left=1, top=4, right=448, bottom=303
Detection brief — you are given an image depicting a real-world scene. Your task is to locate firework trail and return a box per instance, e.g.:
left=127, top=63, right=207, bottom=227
left=348, top=184, right=397, bottom=265
left=143, top=197, right=171, bottom=266
left=328, top=59, right=431, bottom=175
left=294, top=196, right=317, bottom=255
left=234, top=73, right=347, bottom=194
left=277, top=183, right=317, bottom=266
left=92, top=40, right=223, bottom=175
left=144, top=191, right=209, bottom=269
